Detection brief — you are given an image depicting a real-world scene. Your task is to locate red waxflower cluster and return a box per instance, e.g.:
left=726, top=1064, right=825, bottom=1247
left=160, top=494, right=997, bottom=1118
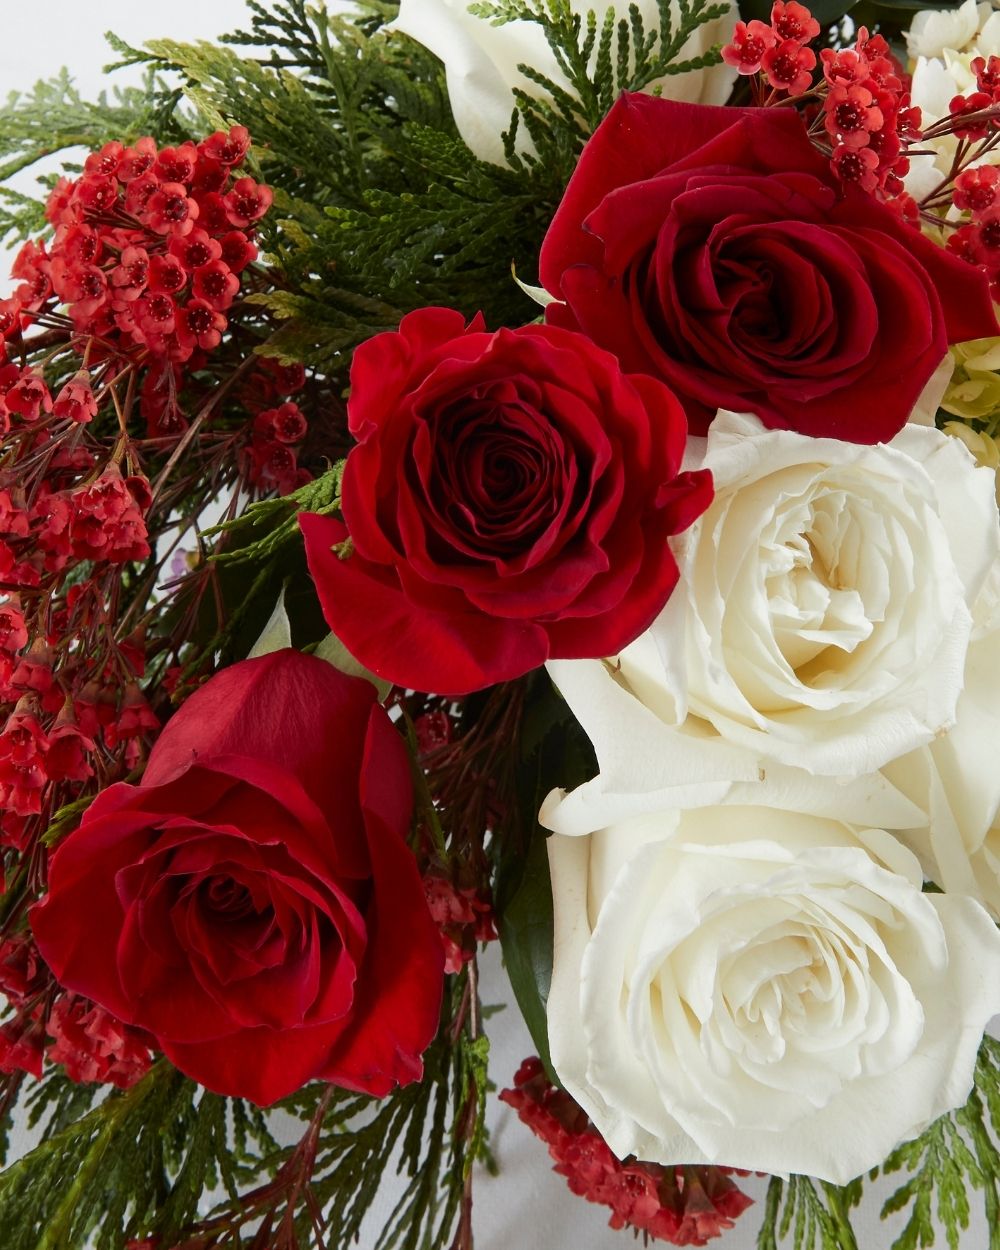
left=1, top=126, right=268, bottom=365
left=0, top=934, right=150, bottom=1088
left=820, top=29, right=920, bottom=199
left=240, top=357, right=311, bottom=494
left=723, top=6, right=920, bottom=203
left=723, top=2, right=819, bottom=92
left=947, top=60, right=1000, bottom=297
left=501, top=1059, right=753, bottom=1246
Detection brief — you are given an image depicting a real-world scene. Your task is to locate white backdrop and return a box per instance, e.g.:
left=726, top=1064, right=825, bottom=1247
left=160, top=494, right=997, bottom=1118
left=0, top=5, right=994, bottom=1247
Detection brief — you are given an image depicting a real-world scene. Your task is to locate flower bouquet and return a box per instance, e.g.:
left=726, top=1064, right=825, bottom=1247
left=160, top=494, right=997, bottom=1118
left=1, top=0, right=1000, bottom=1246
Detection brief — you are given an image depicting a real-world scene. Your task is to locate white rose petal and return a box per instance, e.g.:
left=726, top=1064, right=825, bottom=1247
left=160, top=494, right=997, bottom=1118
left=882, top=568, right=1000, bottom=917
left=905, top=3, right=1000, bottom=194
left=906, top=0, right=982, bottom=60
left=387, top=0, right=737, bottom=164
left=577, top=412, right=997, bottom=779
left=545, top=803, right=1000, bottom=1183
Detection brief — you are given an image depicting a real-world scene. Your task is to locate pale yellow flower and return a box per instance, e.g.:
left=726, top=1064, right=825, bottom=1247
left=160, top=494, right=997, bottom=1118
left=943, top=420, right=1000, bottom=504
left=942, top=338, right=1000, bottom=422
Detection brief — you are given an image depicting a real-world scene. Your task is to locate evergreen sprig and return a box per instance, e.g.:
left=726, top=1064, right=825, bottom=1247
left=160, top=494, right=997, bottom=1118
left=0, top=69, right=186, bottom=193
left=468, top=0, right=730, bottom=141
left=0, top=1064, right=243, bottom=1250
left=756, top=1036, right=1000, bottom=1250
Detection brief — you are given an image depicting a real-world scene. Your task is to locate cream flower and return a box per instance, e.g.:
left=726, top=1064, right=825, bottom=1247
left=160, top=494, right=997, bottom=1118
left=905, top=2, right=1000, bottom=199
left=566, top=411, right=998, bottom=779
left=542, top=799, right=1000, bottom=1183
left=881, top=566, right=1000, bottom=917
left=387, top=0, right=737, bottom=164
left=906, top=0, right=988, bottom=60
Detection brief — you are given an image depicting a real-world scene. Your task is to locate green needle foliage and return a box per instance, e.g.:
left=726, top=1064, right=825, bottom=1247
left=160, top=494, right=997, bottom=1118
left=756, top=1036, right=1000, bottom=1250
left=0, top=3, right=998, bottom=1249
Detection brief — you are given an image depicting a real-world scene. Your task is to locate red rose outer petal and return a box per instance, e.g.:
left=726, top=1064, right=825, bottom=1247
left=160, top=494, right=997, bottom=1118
left=300, top=512, right=551, bottom=696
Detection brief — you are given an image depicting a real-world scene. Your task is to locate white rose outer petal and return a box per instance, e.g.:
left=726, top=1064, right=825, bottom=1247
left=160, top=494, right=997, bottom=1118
left=546, top=808, right=1000, bottom=1184
left=387, top=0, right=737, bottom=164
left=905, top=0, right=981, bottom=60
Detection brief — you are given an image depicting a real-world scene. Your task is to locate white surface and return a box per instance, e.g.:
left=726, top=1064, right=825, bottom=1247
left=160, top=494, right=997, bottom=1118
left=1, top=6, right=996, bottom=1247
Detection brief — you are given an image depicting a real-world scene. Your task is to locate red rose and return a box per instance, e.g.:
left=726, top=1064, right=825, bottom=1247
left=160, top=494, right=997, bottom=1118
left=539, top=94, right=998, bottom=442
left=30, top=650, right=443, bottom=1105
left=300, top=307, right=712, bottom=695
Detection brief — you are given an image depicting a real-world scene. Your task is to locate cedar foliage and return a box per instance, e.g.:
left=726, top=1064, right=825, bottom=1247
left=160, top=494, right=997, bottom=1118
left=0, top=2, right=997, bottom=1248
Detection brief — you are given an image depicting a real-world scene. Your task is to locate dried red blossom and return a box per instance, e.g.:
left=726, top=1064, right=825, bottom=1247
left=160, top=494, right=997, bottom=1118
left=45, top=712, right=96, bottom=783
left=53, top=372, right=98, bottom=424
left=0, top=599, right=28, bottom=653
left=501, top=1059, right=753, bottom=1246
left=47, top=994, right=152, bottom=1088
left=423, top=873, right=497, bottom=973
left=0, top=705, right=49, bottom=818
left=5, top=371, right=52, bottom=421
left=0, top=935, right=44, bottom=1002
left=0, top=1013, right=45, bottom=1078
left=414, top=709, right=452, bottom=756
left=103, top=682, right=158, bottom=749
left=69, top=468, right=151, bottom=564
left=973, top=54, right=1000, bottom=97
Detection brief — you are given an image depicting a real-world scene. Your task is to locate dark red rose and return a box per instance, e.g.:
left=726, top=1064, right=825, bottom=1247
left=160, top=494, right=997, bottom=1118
left=539, top=94, right=998, bottom=442
left=300, top=307, right=711, bottom=695
left=31, top=650, right=443, bottom=1105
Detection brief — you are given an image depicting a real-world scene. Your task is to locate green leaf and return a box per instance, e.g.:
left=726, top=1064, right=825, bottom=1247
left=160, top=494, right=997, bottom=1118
left=313, top=629, right=393, bottom=700
left=247, top=586, right=293, bottom=658
left=497, top=819, right=555, bottom=1078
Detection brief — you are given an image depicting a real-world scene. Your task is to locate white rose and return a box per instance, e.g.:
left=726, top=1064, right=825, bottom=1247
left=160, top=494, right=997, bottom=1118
left=387, top=0, right=737, bottom=164
left=905, top=3, right=1000, bottom=198
left=906, top=0, right=984, bottom=60
left=882, top=568, right=1000, bottom=917
left=542, top=798, right=1000, bottom=1182
left=587, top=412, right=997, bottom=778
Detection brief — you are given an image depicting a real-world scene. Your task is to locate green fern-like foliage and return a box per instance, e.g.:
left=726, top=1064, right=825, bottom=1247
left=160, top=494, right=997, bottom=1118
left=0, top=981, right=489, bottom=1249
left=468, top=0, right=730, bottom=146
left=756, top=1037, right=1000, bottom=1250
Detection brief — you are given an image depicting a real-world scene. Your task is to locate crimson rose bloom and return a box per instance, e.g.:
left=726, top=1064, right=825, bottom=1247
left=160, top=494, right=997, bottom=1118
left=31, top=650, right=443, bottom=1105
left=301, top=307, right=711, bottom=695
left=540, top=94, right=998, bottom=441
